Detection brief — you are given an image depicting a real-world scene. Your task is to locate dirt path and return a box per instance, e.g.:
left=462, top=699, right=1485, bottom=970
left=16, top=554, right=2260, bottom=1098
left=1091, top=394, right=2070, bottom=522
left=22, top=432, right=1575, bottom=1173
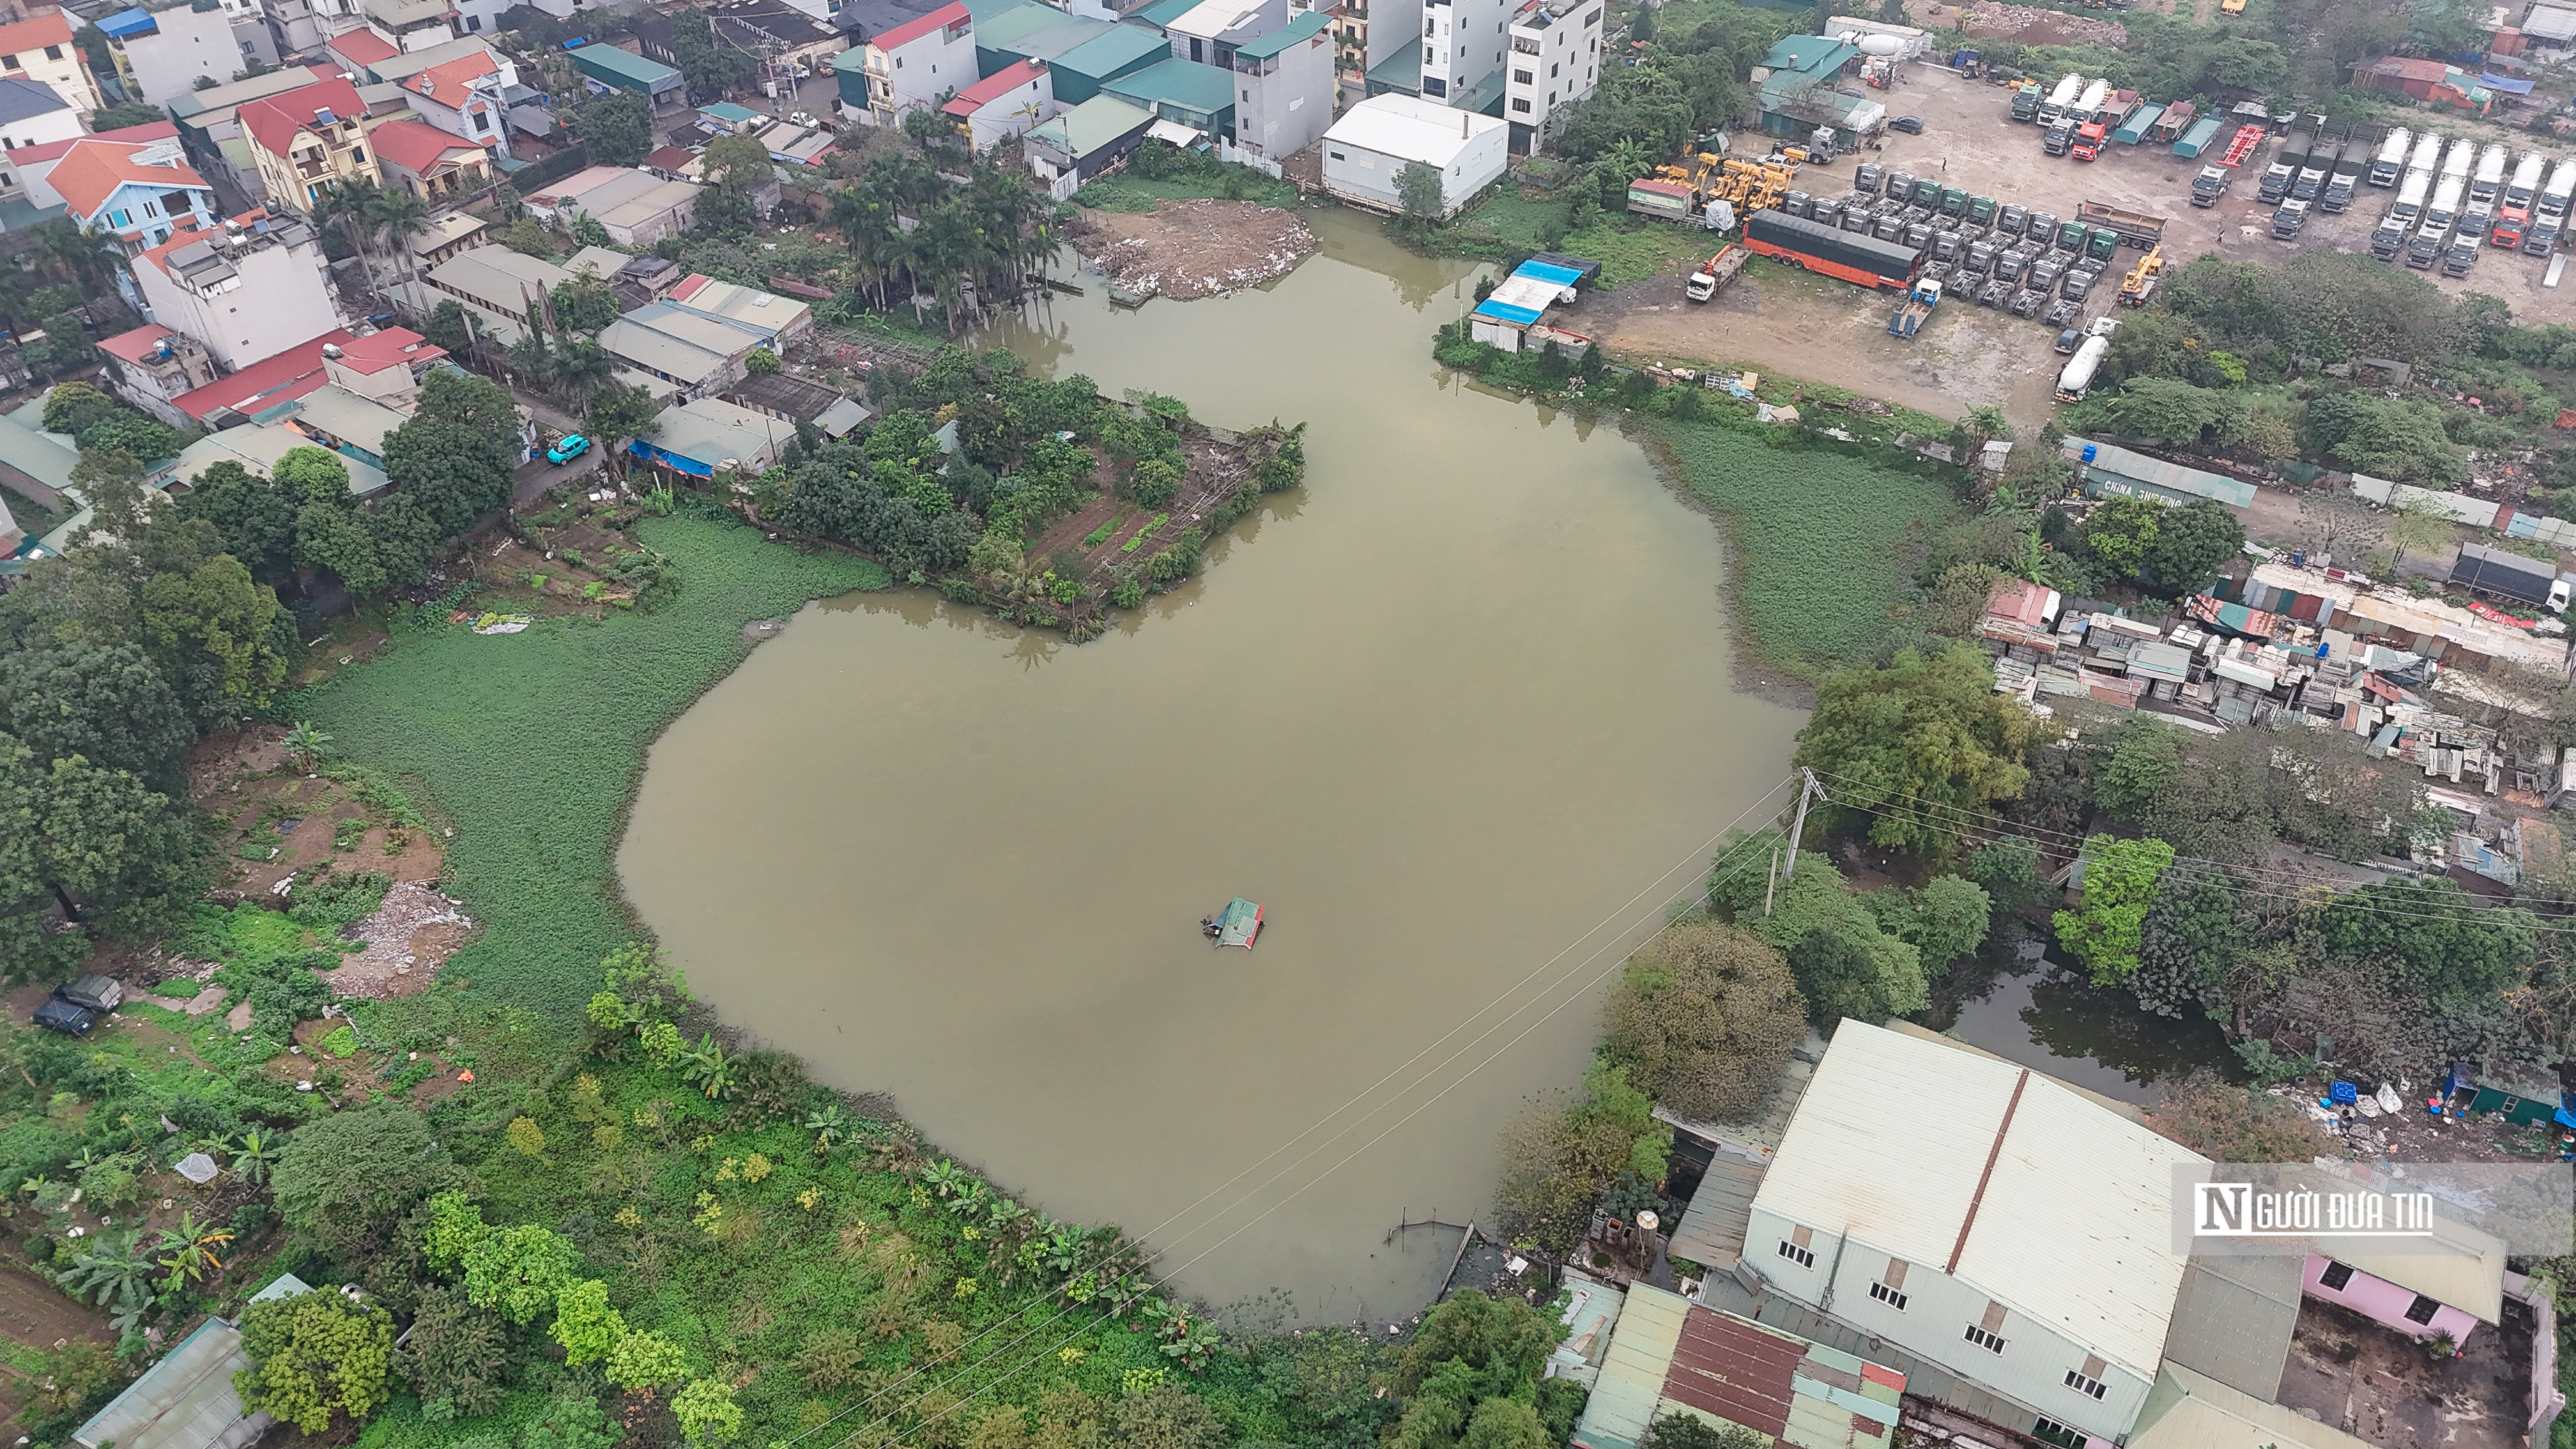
left=1071, top=199, right=1317, bottom=299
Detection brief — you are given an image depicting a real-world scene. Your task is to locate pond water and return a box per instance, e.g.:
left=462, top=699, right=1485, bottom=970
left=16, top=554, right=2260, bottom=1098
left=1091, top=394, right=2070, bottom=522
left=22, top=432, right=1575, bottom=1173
left=1923, top=938, right=2242, bottom=1105
left=617, top=209, right=1807, bottom=1319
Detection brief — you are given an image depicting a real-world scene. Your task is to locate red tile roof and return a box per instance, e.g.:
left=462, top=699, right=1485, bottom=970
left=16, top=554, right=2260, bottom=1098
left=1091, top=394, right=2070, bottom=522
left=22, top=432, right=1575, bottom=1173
left=401, top=49, right=498, bottom=102
left=943, top=57, right=1045, bottom=116
left=239, top=75, right=367, bottom=160
left=334, top=326, right=444, bottom=375
left=8, top=119, right=173, bottom=166
left=0, top=12, right=75, bottom=59
left=99, top=323, right=177, bottom=366
left=325, top=27, right=401, bottom=66
left=668, top=272, right=712, bottom=302
left=50, top=139, right=209, bottom=224
left=171, top=330, right=356, bottom=422
left=868, top=1, right=968, bottom=54
left=643, top=144, right=696, bottom=172
left=367, top=116, right=482, bottom=174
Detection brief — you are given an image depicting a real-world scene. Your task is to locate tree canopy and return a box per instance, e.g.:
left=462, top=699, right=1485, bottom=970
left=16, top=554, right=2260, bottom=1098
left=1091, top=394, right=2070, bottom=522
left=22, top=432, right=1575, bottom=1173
left=1792, top=646, right=2037, bottom=853
left=1600, top=922, right=1806, bottom=1123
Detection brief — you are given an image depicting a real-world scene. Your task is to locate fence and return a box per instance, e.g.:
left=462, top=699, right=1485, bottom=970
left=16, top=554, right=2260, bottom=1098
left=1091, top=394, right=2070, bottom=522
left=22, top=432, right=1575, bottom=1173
left=2352, top=473, right=2576, bottom=548
left=510, top=141, right=597, bottom=196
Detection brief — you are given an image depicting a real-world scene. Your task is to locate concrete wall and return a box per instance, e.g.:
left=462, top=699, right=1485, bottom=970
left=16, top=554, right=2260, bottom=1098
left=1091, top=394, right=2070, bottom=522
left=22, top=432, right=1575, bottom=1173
left=123, top=5, right=261, bottom=107
left=1234, top=27, right=1331, bottom=161
left=2303, top=1255, right=2484, bottom=1347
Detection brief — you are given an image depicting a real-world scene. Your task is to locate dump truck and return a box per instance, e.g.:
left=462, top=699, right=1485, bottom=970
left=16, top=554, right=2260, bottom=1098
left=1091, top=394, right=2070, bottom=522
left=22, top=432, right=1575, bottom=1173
left=2072, top=119, right=2112, bottom=160
left=2077, top=199, right=2165, bottom=248
left=2369, top=126, right=2410, bottom=186
left=2494, top=151, right=2549, bottom=247
left=1684, top=244, right=1747, bottom=302
left=2292, top=136, right=2338, bottom=201
left=2320, top=138, right=2368, bottom=213
left=2055, top=334, right=2110, bottom=402
left=2010, top=82, right=2043, bottom=121
left=2451, top=541, right=2572, bottom=612
left=2470, top=142, right=2510, bottom=206
left=2172, top=115, right=2223, bottom=158
left=2259, top=121, right=2314, bottom=202
left=2190, top=165, right=2232, bottom=206
left=1887, top=277, right=1942, bottom=337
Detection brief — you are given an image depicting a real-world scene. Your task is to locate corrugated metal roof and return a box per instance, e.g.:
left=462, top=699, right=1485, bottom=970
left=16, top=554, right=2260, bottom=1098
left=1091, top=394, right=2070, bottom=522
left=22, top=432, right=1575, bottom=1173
left=2066, top=437, right=2258, bottom=508
left=1751, top=1022, right=2205, bottom=1381
left=1667, top=1152, right=1765, bottom=1269
left=73, top=1317, right=264, bottom=1449
left=2157, top=1257, right=2300, bottom=1402
left=1323, top=92, right=1506, bottom=167
left=1027, top=94, right=1154, bottom=157
left=1235, top=10, right=1330, bottom=57
left=2130, top=1363, right=2380, bottom=1449
left=1576, top=1284, right=1688, bottom=1449
left=1574, top=1285, right=1905, bottom=1449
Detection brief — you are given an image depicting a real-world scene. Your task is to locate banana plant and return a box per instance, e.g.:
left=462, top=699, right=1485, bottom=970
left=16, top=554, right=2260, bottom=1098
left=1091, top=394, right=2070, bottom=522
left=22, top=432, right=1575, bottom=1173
left=804, top=1104, right=851, bottom=1154
left=153, top=1211, right=233, bottom=1293
left=676, top=1034, right=735, bottom=1100
left=61, top=1232, right=155, bottom=1328
left=920, top=1158, right=970, bottom=1199
left=228, top=1128, right=282, bottom=1185
left=1040, top=1223, right=1086, bottom=1278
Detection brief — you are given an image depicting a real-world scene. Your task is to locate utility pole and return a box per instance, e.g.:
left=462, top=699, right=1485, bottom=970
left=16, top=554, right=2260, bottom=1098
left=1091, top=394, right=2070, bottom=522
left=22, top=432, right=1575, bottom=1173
left=1777, top=767, right=1823, bottom=902
left=1762, top=847, right=1781, bottom=918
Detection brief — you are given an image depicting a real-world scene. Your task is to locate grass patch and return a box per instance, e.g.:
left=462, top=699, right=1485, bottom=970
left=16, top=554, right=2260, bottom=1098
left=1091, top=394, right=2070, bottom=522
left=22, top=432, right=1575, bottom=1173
left=1647, top=417, right=1961, bottom=671
left=299, top=518, right=888, bottom=1021
left=1075, top=168, right=1304, bottom=213
left=1430, top=191, right=1715, bottom=288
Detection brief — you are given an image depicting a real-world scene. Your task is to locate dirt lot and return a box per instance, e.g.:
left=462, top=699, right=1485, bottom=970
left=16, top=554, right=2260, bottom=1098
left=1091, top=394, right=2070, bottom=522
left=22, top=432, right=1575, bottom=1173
left=1071, top=199, right=1318, bottom=300
left=2278, top=1298, right=2531, bottom=1449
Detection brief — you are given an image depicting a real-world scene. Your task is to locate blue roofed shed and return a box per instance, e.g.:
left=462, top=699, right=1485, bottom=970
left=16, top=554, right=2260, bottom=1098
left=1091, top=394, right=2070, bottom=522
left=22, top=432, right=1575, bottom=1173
left=97, top=8, right=157, bottom=38
left=1101, top=56, right=1234, bottom=135
left=1050, top=24, right=1171, bottom=102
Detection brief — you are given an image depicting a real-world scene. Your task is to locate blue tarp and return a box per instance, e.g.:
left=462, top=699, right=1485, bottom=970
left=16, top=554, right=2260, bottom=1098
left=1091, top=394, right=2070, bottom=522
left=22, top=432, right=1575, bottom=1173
left=2481, top=72, right=2536, bottom=93
left=628, top=439, right=713, bottom=477
left=97, top=8, right=154, bottom=36
left=1519, top=260, right=1584, bottom=288
left=1471, top=259, right=1587, bottom=328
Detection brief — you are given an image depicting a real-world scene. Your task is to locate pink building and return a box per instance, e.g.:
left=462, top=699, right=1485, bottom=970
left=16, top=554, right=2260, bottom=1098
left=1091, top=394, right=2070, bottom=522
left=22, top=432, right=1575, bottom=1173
left=2303, top=1237, right=2503, bottom=1350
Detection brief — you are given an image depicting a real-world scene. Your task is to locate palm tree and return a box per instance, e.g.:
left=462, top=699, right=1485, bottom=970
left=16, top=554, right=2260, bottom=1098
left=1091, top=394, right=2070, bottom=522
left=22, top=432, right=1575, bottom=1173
left=227, top=1127, right=282, bottom=1184
left=365, top=187, right=430, bottom=279
left=153, top=1211, right=233, bottom=1293
left=550, top=337, right=615, bottom=405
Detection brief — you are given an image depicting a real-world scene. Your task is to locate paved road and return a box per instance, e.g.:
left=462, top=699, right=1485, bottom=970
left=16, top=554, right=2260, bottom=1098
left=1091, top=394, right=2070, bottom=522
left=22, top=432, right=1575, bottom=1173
left=515, top=449, right=605, bottom=506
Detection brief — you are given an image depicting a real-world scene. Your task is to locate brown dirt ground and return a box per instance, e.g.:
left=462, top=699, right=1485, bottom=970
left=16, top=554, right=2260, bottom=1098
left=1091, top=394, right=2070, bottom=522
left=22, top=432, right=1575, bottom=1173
left=1072, top=200, right=1319, bottom=300
left=1027, top=433, right=1255, bottom=574
left=1953, top=1, right=2129, bottom=45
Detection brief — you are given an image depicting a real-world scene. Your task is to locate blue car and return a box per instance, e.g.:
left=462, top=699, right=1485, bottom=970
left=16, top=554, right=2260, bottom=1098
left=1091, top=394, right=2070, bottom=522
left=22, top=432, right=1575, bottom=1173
left=546, top=433, right=592, bottom=464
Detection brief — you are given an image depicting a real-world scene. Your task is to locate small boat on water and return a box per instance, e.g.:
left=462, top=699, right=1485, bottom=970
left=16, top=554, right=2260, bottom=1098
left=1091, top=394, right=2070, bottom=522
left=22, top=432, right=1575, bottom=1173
left=1202, top=898, right=1263, bottom=948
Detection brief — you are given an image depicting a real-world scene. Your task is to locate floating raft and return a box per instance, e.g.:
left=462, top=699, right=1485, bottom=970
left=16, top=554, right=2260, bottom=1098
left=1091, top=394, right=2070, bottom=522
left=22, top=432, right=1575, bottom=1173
left=1215, top=897, right=1262, bottom=948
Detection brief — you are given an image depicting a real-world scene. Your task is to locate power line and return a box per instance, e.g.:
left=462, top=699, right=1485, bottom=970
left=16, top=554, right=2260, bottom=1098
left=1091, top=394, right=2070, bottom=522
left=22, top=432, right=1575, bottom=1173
left=806, top=815, right=1804, bottom=1449
left=766, top=777, right=1802, bottom=1449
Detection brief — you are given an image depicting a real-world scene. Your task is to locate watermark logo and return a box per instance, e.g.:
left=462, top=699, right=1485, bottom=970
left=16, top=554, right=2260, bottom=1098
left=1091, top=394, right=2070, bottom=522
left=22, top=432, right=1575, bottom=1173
left=2192, top=1181, right=2437, bottom=1239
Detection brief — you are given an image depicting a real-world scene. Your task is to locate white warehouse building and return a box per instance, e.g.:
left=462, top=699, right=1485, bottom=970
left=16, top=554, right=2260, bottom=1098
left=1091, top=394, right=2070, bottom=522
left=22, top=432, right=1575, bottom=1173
left=1319, top=93, right=1507, bottom=218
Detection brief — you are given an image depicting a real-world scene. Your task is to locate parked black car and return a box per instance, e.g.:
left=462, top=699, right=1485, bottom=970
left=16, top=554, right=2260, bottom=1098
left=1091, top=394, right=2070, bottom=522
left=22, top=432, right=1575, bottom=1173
left=34, top=999, right=95, bottom=1036
left=55, top=974, right=123, bottom=1013
left=1890, top=116, right=1925, bottom=134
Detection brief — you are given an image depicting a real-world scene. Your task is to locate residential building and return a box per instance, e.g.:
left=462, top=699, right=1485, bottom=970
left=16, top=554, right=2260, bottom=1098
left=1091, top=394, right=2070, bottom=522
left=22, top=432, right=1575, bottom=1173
left=524, top=164, right=700, bottom=246
left=397, top=48, right=510, bottom=157
left=0, top=77, right=79, bottom=151
left=317, top=324, right=446, bottom=408
left=1754, top=33, right=1883, bottom=145
left=344, top=34, right=498, bottom=88
left=128, top=208, right=342, bottom=369
left=417, top=243, right=574, bottom=339
left=1022, top=91, right=1152, bottom=181
left=568, top=42, right=686, bottom=110
left=1228, top=10, right=1330, bottom=163
left=1418, top=0, right=1511, bottom=113
left=68, top=1276, right=314, bottom=1449
left=666, top=273, right=813, bottom=347
left=598, top=298, right=782, bottom=394
left=240, top=74, right=383, bottom=213
left=1569, top=1283, right=1906, bottom=1449
left=1740, top=1021, right=2203, bottom=1445
left=98, top=323, right=220, bottom=425
left=50, top=130, right=218, bottom=250
left=0, top=402, right=75, bottom=551
left=725, top=370, right=871, bottom=438
left=1320, top=92, right=1504, bottom=216
left=165, top=405, right=394, bottom=493
left=0, top=12, right=101, bottom=116
left=99, top=1, right=279, bottom=112
left=1101, top=55, right=1233, bottom=139
left=940, top=57, right=1055, bottom=146
left=164, top=324, right=438, bottom=425
left=364, top=0, right=460, bottom=50
left=635, top=0, right=847, bottom=84
left=1043, top=23, right=1165, bottom=103
left=167, top=65, right=333, bottom=195
left=404, top=208, right=486, bottom=269
left=1501, top=0, right=1599, bottom=154
left=2302, top=1206, right=2508, bottom=1350
left=323, top=26, right=402, bottom=75
left=1165, top=0, right=1282, bottom=66
left=630, top=394, right=785, bottom=477
left=368, top=116, right=492, bottom=201
left=839, top=1, right=971, bottom=125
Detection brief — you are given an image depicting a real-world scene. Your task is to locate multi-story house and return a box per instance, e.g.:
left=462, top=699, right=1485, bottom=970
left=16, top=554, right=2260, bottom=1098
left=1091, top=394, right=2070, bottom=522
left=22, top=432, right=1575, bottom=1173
left=0, top=76, right=81, bottom=151
left=240, top=74, right=383, bottom=213
left=367, top=116, right=493, bottom=202
left=50, top=130, right=218, bottom=251
left=1417, top=0, right=1509, bottom=112
left=364, top=0, right=459, bottom=52
left=839, top=0, right=970, bottom=125
left=0, top=12, right=100, bottom=117
left=97, top=322, right=220, bottom=426
left=100, top=0, right=279, bottom=111
left=1227, top=10, right=1330, bottom=163
left=1165, top=0, right=1282, bottom=66
left=397, top=49, right=509, bottom=157
left=127, top=206, right=346, bottom=369
left=1500, top=0, right=1597, bottom=154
